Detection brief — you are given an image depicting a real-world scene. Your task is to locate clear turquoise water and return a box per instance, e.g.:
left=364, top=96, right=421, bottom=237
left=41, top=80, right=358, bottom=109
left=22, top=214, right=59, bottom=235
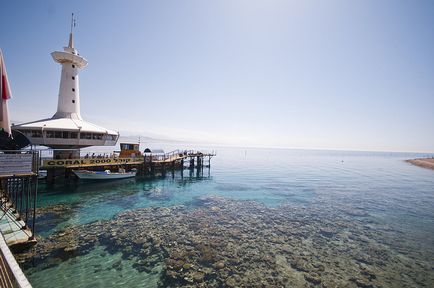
left=23, top=147, right=434, bottom=287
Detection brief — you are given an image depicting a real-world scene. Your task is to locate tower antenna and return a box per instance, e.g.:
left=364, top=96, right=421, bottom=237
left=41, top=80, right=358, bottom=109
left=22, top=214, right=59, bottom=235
left=70, top=13, right=75, bottom=34
left=68, top=13, right=76, bottom=48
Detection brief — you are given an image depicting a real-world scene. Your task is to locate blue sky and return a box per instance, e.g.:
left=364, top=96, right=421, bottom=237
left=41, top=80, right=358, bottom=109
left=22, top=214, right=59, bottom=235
left=1, top=0, right=433, bottom=152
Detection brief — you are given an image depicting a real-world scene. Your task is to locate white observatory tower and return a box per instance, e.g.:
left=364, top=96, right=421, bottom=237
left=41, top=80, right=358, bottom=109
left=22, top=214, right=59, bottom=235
left=13, top=15, right=119, bottom=156
left=51, top=28, right=87, bottom=120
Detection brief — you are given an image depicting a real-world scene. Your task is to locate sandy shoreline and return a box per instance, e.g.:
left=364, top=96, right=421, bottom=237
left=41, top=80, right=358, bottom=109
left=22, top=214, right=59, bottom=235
left=406, top=158, right=434, bottom=170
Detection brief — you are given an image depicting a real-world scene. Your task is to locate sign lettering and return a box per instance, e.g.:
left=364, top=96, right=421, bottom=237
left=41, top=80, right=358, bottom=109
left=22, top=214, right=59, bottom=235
left=42, top=157, right=143, bottom=168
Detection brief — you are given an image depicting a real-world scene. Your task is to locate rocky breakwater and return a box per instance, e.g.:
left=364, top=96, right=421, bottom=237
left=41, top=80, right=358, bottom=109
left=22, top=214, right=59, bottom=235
left=17, top=197, right=434, bottom=287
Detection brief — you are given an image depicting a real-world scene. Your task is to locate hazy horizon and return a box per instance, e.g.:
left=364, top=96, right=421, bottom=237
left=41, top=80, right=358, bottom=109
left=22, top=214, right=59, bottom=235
left=2, top=0, right=434, bottom=153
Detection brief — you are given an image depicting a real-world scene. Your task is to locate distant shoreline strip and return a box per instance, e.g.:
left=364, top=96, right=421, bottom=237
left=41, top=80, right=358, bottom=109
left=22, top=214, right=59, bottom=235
left=406, top=158, right=434, bottom=171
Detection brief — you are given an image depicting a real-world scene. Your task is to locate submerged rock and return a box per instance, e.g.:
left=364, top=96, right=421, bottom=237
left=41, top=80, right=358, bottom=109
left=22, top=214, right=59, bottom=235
left=320, top=228, right=335, bottom=238
left=192, top=271, right=205, bottom=282
left=215, top=261, right=225, bottom=269
left=304, top=272, right=321, bottom=285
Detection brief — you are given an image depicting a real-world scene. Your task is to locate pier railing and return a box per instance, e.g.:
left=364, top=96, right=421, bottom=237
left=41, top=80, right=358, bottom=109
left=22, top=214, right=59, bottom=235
left=0, top=233, right=32, bottom=288
left=0, top=150, right=39, bottom=244
left=145, top=149, right=216, bottom=163
left=0, top=150, right=37, bottom=288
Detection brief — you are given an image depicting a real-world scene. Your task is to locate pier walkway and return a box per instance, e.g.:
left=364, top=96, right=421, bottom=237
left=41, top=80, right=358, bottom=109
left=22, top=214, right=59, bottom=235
left=0, top=191, right=35, bottom=248
left=0, top=151, right=38, bottom=288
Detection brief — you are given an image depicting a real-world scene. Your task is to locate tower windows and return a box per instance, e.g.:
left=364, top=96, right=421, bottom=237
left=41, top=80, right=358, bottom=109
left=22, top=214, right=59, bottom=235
left=72, top=76, right=75, bottom=80
left=72, top=64, right=75, bottom=68
left=72, top=100, right=75, bottom=103
left=72, top=88, right=75, bottom=92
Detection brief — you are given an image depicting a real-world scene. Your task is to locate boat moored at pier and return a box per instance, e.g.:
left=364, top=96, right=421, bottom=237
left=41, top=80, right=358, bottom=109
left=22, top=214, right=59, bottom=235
left=72, top=168, right=136, bottom=180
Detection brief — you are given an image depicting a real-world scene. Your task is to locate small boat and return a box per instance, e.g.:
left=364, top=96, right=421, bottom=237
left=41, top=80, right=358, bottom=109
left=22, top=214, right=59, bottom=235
left=72, top=168, right=136, bottom=180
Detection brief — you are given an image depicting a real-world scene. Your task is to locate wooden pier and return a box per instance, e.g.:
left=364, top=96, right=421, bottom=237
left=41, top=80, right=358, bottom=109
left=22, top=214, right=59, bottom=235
left=143, top=150, right=213, bottom=176
left=41, top=149, right=215, bottom=183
